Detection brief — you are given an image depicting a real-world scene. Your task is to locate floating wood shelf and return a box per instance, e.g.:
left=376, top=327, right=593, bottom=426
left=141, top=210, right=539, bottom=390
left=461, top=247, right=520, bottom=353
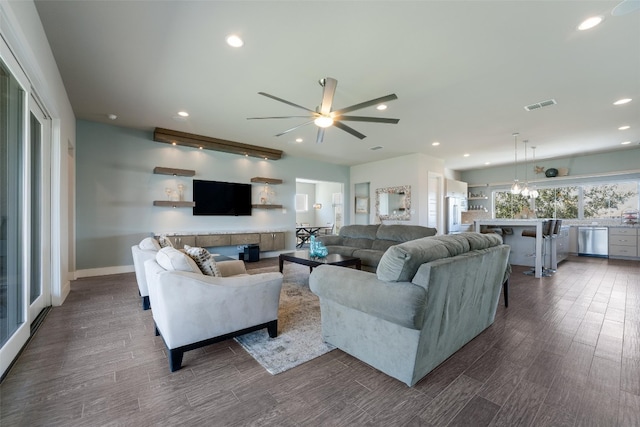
left=153, top=167, right=195, bottom=177
left=153, top=201, right=196, bottom=208
left=154, top=128, right=283, bottom=160
left=251, top=204, right=283, bottom=209
left=250, top=177, right=283, bottom=185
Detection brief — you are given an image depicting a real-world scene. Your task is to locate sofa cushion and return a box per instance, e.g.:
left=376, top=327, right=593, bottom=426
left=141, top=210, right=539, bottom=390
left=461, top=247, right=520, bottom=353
left=342, top=237, right=374, bottom=249
left=339, top=224, right=379, bottom=240
left=377, top=232, right=502, bottom=282
left=139, top=237, right=161, bottom=251
left=352, top=249, right=385, bottom=270
left=183, top=245, right=221, bottom=277
left=156, top=247, right=201, bottom=273
left=323, top=245, right=357, bottom=257
left=375, top=224, right=437, bottom=242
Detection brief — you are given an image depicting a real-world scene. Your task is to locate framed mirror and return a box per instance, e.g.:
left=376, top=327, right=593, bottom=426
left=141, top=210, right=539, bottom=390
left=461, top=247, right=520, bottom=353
left=376, top=185, right=411, bottom=221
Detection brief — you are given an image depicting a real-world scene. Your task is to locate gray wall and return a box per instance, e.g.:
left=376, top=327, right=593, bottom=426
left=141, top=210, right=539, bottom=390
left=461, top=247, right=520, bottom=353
left=76, top=120, right=350, bottom=270
left=461, top=147, right=640, bottom=187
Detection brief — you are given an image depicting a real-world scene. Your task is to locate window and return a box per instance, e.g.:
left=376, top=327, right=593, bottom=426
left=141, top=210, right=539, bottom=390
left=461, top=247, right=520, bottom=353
left=494, top=180, right=638, bottom=219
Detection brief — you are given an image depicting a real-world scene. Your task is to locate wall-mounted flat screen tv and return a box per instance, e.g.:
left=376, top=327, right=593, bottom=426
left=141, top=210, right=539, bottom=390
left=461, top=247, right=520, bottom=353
left=192, top=179, right=252, bottom=216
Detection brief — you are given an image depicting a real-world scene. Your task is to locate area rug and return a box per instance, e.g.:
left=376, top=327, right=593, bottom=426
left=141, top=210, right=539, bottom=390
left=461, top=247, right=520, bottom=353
left=234, top=264, right=335, bottom=374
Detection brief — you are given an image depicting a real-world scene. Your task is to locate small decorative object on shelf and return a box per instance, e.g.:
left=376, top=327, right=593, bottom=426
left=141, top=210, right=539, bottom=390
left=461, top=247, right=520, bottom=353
left=165, top=187, right=173, bottom=201
left=622, top=210, right=638, bottom=225
left=177, top=184, right=184, bottom=201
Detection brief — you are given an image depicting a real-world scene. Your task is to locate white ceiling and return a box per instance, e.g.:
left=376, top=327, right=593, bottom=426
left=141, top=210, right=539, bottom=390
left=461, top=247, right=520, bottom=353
left=34, top=0, right=640, bottom=170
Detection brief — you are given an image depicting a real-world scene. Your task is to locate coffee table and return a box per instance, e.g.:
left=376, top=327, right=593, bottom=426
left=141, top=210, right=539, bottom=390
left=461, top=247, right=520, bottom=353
left=279, top=250, right=361, bottom=273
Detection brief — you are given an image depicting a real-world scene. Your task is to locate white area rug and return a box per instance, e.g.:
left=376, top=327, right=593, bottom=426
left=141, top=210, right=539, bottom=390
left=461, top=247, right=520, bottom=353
left=234, top=264, right=335, bottom=374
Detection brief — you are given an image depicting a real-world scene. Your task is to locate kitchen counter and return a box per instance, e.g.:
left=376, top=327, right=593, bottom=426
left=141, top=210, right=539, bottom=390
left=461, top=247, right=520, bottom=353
left=475, top=219, right=546, bottom=278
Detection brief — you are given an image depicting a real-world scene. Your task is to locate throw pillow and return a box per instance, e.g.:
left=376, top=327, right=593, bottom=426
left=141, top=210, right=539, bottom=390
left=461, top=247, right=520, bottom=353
left=156, top=247, right=201, bottom=273
left=139, top=237, right=161, bottom=251
left=157, top=235, right=174, bottom=248
left=183, top=245, right=221, bottom=277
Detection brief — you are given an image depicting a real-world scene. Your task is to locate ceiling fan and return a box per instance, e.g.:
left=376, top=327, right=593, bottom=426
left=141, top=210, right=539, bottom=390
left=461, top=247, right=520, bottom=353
left=247, top=77, right=399, bottom=144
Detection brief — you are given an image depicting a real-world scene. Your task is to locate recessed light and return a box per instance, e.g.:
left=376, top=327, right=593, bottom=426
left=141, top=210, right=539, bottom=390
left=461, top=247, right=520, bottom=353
left=485, top=162, right=491, bottom=165
left=613, top=98, right=632, bottom=105
left=463, top=153, right=470, bottom=157
left=432, top=142, right=440, bottom=146
left=107, top=113, right=117, bottom=120
left=621, top=141, right=631, bottom=145
left=177, top=111, right=189, bottom=117
left=618, top=125, right=630, bottom=130
left=295, top=138, right=303, bottom=143
left=578, top=16, right=603, bottom=31
left=226, top=34, right=244, bottom=47
left=376, top=104, right=387, bottom=111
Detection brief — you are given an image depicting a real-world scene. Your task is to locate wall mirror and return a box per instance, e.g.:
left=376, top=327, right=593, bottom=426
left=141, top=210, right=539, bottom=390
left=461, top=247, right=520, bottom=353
left=376, top=185, right=411, bottom=221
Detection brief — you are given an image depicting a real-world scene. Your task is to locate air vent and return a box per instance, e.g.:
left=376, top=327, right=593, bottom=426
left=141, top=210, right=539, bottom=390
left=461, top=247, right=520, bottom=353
left=524, top=99, right=557, bottom=111
left=370, top=146, right=383, bottom=151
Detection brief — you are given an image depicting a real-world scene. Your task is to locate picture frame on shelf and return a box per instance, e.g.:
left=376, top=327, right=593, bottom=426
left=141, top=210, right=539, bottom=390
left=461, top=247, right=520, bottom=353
left=355, top=197, right=369, bottom=214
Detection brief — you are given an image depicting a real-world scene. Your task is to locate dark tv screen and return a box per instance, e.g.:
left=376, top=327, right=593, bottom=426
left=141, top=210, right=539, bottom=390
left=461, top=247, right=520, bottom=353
left=192, top=180, right=252, bottom=216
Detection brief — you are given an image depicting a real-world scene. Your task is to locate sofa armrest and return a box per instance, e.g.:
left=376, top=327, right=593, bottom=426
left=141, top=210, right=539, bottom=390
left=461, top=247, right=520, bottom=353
left=309, top=265, right=427, bottom=329
left=217, top=260, right=248, bottom=277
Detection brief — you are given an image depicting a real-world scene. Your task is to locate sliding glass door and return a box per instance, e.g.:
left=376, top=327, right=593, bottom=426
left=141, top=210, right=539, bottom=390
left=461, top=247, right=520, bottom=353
left=1, top=45, right=51, bottom=376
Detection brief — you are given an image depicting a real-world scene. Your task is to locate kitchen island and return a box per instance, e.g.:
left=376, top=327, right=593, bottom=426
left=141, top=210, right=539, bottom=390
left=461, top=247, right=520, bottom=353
left=474, top=219, right=546, bottom=278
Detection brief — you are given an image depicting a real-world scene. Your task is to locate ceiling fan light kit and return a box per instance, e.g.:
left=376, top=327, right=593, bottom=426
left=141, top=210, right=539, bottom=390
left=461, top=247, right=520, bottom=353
left=248, top=77, right=399, bottom=143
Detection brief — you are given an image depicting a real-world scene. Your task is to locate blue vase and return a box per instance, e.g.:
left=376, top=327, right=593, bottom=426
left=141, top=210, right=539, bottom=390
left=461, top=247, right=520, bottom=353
left=309, top=235, right=317, bottom=257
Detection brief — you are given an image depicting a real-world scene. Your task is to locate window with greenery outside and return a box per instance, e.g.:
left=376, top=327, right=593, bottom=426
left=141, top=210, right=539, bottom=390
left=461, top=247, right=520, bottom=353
left=494, top=182, right=638, bottom=220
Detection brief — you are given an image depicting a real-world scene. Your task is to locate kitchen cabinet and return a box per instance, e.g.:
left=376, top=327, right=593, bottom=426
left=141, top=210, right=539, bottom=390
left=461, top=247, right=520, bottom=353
left=608, top=227, right=638, bottom=259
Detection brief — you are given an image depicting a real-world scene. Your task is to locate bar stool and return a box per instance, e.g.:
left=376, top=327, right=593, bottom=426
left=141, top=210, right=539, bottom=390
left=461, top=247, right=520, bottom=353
left=522, top=220, right=555, bottom=277
left=548, top=219, right=563, bottom=273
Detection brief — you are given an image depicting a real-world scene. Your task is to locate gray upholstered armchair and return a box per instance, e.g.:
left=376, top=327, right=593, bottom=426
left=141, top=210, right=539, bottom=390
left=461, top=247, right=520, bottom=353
left=144, top=247, right=283, bottom=372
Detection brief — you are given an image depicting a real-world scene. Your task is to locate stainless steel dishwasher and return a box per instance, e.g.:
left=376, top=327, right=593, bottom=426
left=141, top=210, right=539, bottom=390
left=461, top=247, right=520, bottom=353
left=578, top=226, right=608, bottom=257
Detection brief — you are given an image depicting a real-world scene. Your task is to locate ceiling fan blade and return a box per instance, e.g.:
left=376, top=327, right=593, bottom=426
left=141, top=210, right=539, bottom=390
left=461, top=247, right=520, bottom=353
left=316, top=128, right=325, bottom=144
left=333, top=121, right=366, bottom=140
left=319, top=77, right=337, bottom=116
left=332, top=94, right=398, bottom=116
left=274, top=120, right=315, bottom=137
left=247, top=115, right=314, bottom=120
left=338, top=115, right=400, bottom=124
left=258, top=92, right=315, bottom=113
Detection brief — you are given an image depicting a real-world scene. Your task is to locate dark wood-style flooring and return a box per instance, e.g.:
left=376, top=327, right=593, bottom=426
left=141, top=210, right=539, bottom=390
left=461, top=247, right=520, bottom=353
left=1, top=256, right=639, bottom=426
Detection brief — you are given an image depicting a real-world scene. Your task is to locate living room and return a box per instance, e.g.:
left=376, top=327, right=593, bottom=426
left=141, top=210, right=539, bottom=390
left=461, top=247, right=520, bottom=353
left=2, top=1, right=639, bottom=424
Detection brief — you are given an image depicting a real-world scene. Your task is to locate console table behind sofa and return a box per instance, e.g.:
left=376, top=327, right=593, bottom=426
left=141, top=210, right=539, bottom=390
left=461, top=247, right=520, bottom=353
left=155, top=231, right=286, bottom=252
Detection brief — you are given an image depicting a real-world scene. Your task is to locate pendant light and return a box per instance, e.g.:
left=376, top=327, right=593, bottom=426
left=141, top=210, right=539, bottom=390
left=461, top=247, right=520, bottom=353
left=521, top=140, right=530, bottom=197
left=529, top=146, right=539, bottom=199
left=510, top=132, right=521, bottom=194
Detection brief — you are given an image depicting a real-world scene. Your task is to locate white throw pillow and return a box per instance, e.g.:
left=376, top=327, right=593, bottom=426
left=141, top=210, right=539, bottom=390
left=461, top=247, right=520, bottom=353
left=183, top=245, right=221, bottom=277
left=156, top=247, right=201, bottom=273
left=139, top=237, right=161, bottom=251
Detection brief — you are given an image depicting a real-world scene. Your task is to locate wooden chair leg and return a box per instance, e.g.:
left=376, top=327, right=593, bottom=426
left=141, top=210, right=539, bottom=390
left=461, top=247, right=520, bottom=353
left=267, top=320, right=278, bottom=338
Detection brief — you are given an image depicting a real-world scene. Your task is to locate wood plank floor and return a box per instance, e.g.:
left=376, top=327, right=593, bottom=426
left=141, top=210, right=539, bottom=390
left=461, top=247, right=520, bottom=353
left=1, top=256, right=638, bottom=426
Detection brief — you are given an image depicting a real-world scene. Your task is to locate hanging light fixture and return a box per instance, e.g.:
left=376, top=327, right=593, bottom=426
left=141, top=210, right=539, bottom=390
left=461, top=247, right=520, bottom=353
left=521, top=140, right=530, bottom=197
left=529, top=146, right=539, bottom=199
left=510, top=132, right=521, bottom=194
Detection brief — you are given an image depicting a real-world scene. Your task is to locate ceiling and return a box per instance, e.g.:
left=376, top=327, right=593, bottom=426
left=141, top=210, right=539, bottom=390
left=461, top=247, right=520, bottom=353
left=34, top=0, right=640, bottom=170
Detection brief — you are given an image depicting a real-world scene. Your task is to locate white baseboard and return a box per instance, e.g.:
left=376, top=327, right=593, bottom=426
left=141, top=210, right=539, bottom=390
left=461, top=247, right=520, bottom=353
left=75, top=265, right=135, bottom=279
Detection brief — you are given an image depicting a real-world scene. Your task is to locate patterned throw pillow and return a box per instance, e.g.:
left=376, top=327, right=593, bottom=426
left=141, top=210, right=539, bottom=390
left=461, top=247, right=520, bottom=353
left=183, top=245, right=221, bottom=277
left=157, top=235, right=174, bottom=248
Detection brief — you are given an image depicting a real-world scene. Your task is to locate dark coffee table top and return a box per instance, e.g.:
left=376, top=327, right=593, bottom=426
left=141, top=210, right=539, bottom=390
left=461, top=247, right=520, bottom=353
left=279, top=250, right=361, bottom=272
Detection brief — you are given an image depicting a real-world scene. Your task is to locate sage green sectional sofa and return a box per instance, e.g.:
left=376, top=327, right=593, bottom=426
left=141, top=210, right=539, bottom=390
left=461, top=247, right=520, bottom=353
left=309, top=232, right=511, bottom=387
left=316, top=224, right=437, bottom=271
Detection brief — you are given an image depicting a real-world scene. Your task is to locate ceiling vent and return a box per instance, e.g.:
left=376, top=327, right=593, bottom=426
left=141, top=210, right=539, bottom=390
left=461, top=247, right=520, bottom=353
left=370, top=146, right=383, bottom=150
left=524, top=99, right=557, bottom=111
